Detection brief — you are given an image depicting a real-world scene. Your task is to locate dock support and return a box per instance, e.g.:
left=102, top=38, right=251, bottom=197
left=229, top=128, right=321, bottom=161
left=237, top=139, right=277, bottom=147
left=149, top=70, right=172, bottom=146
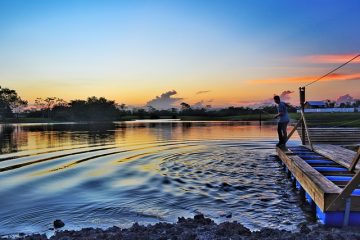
left=327, top=170, right=360, bottom=211
left=277, top=146, right=360, bottom=226
left=349, top=148, right=360, bottom=172
left=343, top=198, right=351, bottom=226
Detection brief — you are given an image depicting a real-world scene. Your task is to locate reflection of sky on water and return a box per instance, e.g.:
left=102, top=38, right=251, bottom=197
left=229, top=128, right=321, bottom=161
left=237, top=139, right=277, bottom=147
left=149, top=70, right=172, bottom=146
left=0, top=122, right=306, bottom=236
left=0, top=121, right=288, bottom=154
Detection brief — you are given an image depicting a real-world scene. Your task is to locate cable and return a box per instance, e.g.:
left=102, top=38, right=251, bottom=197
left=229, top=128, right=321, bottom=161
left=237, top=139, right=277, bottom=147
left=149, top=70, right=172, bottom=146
left=303, top=53, right=360, bottom=87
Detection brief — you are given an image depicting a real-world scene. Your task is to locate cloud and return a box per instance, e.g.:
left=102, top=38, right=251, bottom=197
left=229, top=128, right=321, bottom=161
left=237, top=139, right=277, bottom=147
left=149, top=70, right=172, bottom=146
left=196, top=90, right=211, bottom=95
left=146, top=90, right=183, bottom=110
left=300, top=54, right=360, bottom=64
left=279, top=90, right=293, bottom=101
left=192, top=99, right=213, bottom=109
left=238, top=90, right=294, bottom=108
left=336, top=94, right=356, bottom=105
left=251, top=73, right=360, bottom=84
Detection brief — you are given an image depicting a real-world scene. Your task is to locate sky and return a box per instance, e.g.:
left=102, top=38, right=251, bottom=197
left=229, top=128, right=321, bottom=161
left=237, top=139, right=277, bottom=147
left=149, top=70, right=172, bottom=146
left=0, top=0, right=359, bottom=109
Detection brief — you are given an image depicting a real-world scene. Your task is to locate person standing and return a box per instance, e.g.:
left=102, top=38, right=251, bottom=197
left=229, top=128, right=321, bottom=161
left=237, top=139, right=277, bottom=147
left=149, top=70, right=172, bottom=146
left=274, top=95, right=289, bottom=147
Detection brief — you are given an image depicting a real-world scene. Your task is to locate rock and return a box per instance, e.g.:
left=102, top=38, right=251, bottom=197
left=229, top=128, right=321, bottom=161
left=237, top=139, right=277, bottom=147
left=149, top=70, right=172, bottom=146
left=194, top=214, right=205, bottom=221
left=23, top=233, right=47, bottom=239
left=53, top=219, right=65, bottom=229
left=216, top=222, right=251, bottom=236
left=193, top=214, right=212, bottom=224
left=300, top=224, right=311, bottom=234
left=180, top=231, right=197, bottom=240
left=5, top=215, right=360, bottom=240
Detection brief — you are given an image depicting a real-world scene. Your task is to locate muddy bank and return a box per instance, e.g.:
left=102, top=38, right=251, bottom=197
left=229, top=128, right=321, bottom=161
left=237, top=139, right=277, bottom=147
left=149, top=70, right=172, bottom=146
left=2, top=214, right=360, bottom=240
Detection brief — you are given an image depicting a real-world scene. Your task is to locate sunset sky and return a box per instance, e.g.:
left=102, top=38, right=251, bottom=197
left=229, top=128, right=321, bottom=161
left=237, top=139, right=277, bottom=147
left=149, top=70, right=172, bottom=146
left=0, top=0, right=359, bottom=108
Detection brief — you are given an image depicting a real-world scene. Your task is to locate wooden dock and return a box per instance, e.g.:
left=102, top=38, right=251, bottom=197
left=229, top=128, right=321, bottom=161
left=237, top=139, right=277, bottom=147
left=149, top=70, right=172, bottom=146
left=297, top=127, right=360, bottom=145
left=277, top=144, right=360, bottom=226
left=275, top=57, right=360, bottom=226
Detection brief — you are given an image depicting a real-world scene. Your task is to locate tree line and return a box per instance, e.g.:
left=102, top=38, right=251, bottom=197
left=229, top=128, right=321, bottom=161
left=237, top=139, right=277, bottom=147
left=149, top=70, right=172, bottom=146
left=1, top=86, right=299, bottom=122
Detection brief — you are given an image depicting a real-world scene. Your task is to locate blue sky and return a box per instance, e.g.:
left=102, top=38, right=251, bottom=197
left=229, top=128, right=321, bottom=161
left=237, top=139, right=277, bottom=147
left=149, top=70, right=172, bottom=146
left=0, top=0, right=359, bottom=107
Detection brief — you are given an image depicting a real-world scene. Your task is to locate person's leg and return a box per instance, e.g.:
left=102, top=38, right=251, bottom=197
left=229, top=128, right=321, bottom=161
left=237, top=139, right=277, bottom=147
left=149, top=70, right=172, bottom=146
left=281, top=122, right=289, bottom=145
left=277, top=122, right=283, bottom=145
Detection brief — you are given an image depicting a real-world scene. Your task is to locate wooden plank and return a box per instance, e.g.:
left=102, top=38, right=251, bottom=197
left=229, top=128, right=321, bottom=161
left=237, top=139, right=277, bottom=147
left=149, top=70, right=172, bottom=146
left=298, top=134, right=360, bottom=138
left=310, top=144, right=360, bottom=171
left=277, top=148, right=341, bottom=211
left=296, top=127, right=360, bottom=145
left=302, top=127, right=360, bottom=130
left=277, top=147, right=360, bottom=211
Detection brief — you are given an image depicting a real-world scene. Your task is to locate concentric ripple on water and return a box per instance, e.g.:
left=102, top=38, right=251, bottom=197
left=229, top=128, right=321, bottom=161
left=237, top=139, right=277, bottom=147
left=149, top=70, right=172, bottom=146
left=0, top=121, right=309, bottom=235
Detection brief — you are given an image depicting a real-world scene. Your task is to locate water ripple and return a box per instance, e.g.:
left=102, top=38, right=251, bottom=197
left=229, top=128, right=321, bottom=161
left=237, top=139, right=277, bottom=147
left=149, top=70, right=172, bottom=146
left=0, top=122, right=307, bottom=235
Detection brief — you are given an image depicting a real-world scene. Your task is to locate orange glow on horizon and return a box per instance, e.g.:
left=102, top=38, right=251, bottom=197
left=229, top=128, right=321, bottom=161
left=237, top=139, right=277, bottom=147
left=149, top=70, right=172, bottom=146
left=250, top=73, right=360, bottom=84
left=301, top=53, right=360, bottom=64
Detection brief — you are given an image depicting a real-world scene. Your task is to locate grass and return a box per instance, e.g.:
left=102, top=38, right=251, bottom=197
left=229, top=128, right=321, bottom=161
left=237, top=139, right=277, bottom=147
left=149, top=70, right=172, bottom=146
left=290, top=112, right=360, bottom=127
left=179, top=114, right=274, bottom=121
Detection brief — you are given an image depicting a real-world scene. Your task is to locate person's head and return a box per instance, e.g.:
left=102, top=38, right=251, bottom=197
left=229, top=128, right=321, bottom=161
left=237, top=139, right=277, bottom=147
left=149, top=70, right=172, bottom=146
left=273, top=95, right=280, bottom=104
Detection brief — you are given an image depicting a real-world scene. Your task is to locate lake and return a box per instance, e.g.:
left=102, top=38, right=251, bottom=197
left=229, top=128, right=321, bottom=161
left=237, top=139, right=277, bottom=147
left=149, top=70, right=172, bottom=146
left=0, top=121, right=311, bottom=236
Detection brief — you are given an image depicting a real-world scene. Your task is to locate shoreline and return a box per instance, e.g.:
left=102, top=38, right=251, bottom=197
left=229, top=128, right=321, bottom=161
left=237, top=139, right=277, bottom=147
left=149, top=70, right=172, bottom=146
left=1, top=112, right=360, bottom=127
left=2, top=214, right=360, bottom=240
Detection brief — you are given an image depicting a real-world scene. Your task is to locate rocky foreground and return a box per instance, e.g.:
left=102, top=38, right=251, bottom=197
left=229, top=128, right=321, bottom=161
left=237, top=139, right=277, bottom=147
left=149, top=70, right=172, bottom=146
left=2, top=214, right=360, bottom=240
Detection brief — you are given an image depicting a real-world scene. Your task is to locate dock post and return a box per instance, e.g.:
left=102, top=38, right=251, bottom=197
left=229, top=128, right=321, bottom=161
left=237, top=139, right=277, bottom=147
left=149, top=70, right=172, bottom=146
left=299, top=87, right=306, bottom=145
left=343, top=198, right=351, bottom=226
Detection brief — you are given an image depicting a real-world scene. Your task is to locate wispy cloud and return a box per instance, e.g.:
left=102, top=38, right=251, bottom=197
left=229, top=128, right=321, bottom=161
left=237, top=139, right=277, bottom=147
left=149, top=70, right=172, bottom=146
left=196, top=90, right=211, bottom=95
left=300, top=53, right=360, bottom=64
left=251, top=73, right=360, bottom=84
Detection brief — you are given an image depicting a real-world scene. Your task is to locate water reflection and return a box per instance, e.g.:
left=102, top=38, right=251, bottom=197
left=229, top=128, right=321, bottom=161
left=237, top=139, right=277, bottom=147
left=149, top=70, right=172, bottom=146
left=0, top=121, right=305, bottom=236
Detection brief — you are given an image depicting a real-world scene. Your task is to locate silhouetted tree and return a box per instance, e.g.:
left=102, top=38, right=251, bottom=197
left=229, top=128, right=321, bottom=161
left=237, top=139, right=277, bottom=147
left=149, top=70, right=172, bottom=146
left=0, top=86, right=27, bottom=119
left=180, top=102, right=191, bottom=110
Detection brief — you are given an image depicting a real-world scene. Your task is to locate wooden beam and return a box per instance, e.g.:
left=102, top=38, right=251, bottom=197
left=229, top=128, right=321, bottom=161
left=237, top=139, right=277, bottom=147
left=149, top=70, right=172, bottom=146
left=286, top=117, right=303, bottom=143
left=326, top=170, right=360, bottom=211
left=349, top=148, right=360, bottom=172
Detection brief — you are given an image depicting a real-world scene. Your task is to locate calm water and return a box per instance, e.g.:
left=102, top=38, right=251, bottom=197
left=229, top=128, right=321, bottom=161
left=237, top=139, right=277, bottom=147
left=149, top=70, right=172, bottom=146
left=0, top=121, right=310, bottom=236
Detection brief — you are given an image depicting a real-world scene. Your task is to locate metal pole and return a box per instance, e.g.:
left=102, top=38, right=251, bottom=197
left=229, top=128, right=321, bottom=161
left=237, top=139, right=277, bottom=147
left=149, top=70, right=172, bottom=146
left=299, top=87, right=306, bottom=145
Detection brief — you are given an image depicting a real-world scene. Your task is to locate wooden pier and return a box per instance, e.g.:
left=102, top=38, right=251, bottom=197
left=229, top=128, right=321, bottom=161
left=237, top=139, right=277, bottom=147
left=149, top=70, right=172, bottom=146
left=274, top=57, right=360, bottom=226
left=277, top=144, right=360, bottom=226
left=297, top=127, right=360, bottom=145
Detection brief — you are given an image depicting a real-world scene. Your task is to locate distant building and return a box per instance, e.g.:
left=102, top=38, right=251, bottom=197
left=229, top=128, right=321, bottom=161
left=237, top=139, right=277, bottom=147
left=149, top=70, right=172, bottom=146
left=304, top=101, right=326, bottom=109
